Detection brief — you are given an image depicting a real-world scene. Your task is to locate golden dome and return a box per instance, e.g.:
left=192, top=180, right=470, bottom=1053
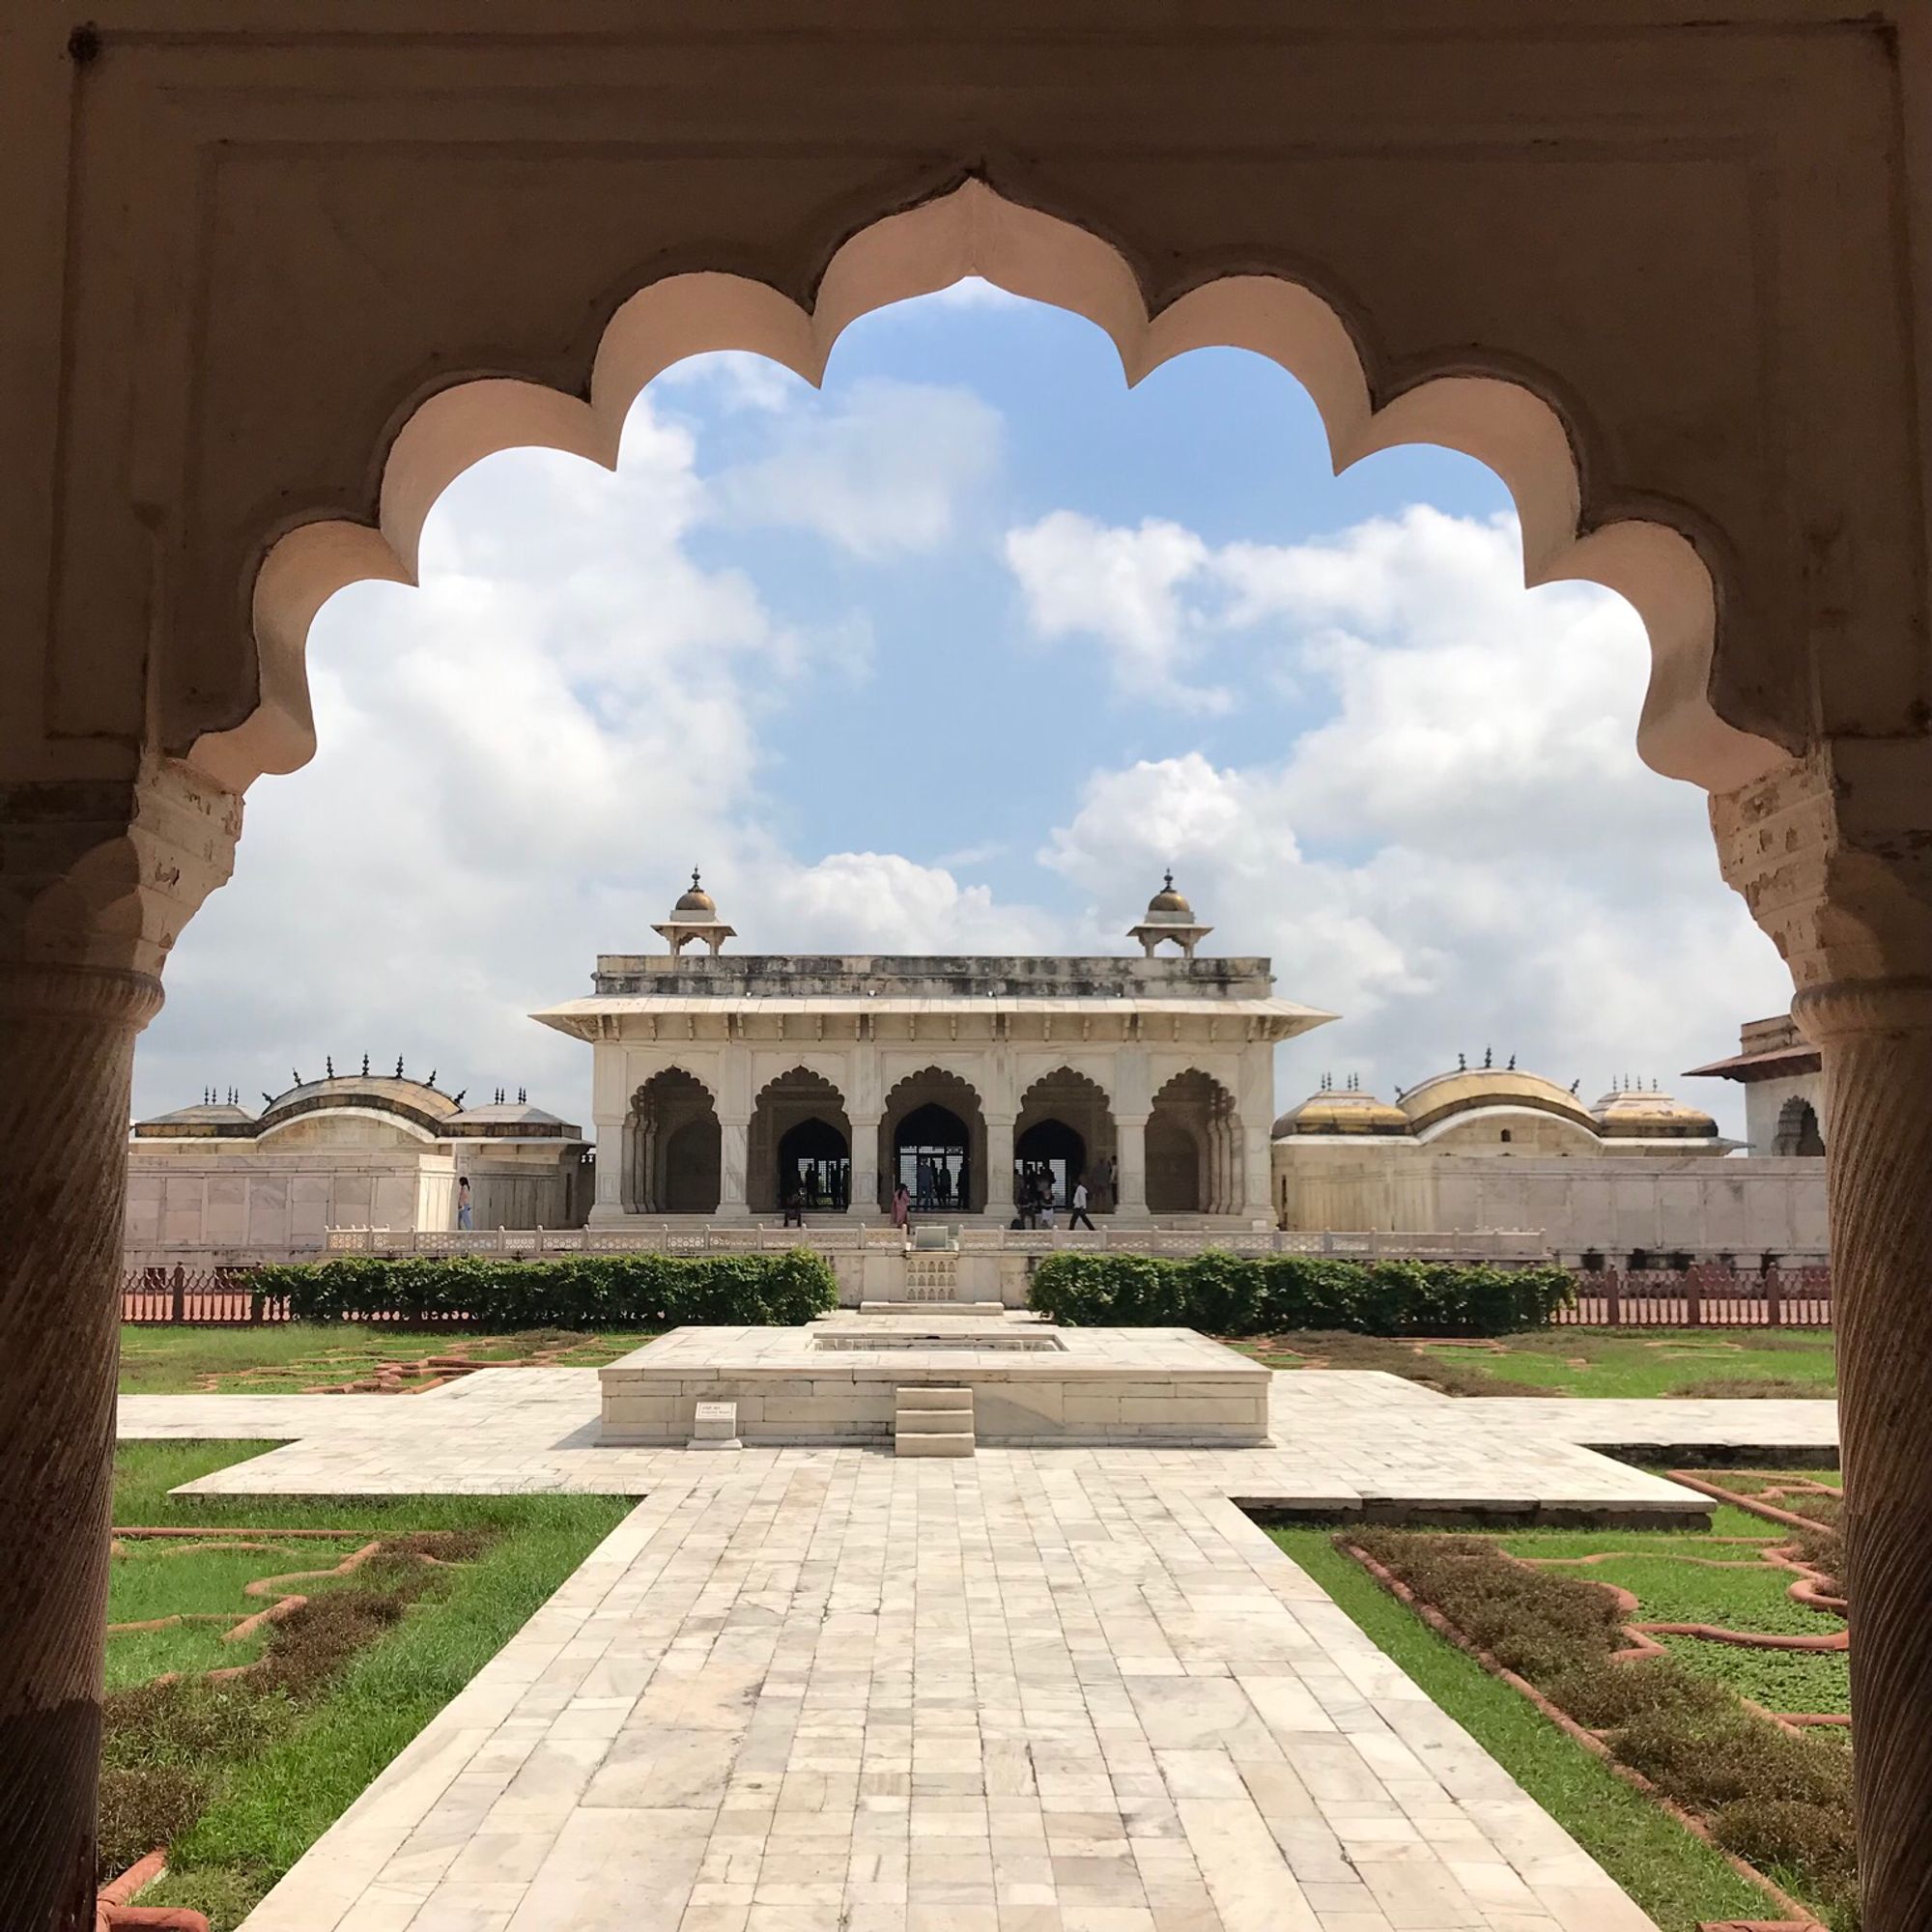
left=1399, top=1063, right=1599, bottom=1137
left=1592, top=1082, right=1720, bottom=1139
left=1142, top=870, right=1195, bottom=923
left=673, top=867, right=717, bottom=916
left=1274, top=1080, right=1410, bottom=1138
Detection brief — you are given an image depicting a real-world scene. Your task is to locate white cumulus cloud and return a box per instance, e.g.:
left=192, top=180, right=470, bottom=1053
left=717, top=377, right=1002, bottom=557
left=1037, top=507, right=1792, bottom=1121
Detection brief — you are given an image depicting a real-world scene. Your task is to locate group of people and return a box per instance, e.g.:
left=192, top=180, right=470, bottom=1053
left=1012, top=1165, right=1097, bottom=1232
left=787, top=1156, right=1119, bottom=1234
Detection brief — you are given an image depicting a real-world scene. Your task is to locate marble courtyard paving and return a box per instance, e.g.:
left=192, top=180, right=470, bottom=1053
left=114, top=1371, right=1840, bottom=1932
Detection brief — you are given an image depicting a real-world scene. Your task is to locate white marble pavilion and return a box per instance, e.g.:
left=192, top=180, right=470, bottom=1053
left=531, top=874, right=1334, bottom=1226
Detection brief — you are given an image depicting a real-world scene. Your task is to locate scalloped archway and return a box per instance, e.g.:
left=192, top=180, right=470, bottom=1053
left=205, top=181, right=1782, bottom=807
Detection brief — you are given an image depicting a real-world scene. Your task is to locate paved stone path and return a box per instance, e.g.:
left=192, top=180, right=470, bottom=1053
left=111, top=1371, right=1838, bottom=1932
left=118, top=1369, right=1837, bottom=1512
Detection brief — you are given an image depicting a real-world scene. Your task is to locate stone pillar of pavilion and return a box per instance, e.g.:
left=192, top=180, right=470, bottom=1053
left=0, top=756, right=239, bottom=1930
left=849, top=1113, right=882, bottom=1219
left=1715, top=743, right=1932, bottom=1929
left=1114, top=1114, right=1150, bottom=1219
left=717, top=1116, right=751, bottom=1220
left=983, top=1116, right=1015, bottom=1222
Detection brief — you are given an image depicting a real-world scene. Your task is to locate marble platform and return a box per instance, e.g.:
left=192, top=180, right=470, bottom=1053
left=598, top=1319, right=1272, bottom=1448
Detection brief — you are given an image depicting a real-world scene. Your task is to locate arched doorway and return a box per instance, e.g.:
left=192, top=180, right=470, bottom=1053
left=1016, top=1067, right=1115, bottom=1212
left=777, top=1116, right=850, bottom=1212
left=748, top=1068, right=851, bottom=1213
left=1015, top=1118, right=1084, bottom=1213
left=880, top=1068, right=986, bottom=1214
left=625, top=1068, right=721, bottom=1214
left=1147, top=1069, right=1241, bottom=1215
left=1775, top=1095, right=1827, bottom=1156
left=895, top=1102, right=972, bottom=1213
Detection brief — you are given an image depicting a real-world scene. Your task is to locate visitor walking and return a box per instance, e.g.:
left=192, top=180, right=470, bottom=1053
left=456, top=1176, right=473, bottom=1231
left=891, top=1180, right=912, bottom=1236
left=1067, top=1175, right=1096, bottom=1232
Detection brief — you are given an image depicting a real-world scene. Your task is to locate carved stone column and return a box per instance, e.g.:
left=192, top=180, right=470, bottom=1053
left=848, top=1113, right=882, bottom=1218
left=0, top=757, right=238, bottom=1932
left=1714, top=742, right=1932, bottom=1931
left=717, top=1115, right=750, bottom=1219
left=0, top=964, right=161, bottom=1930
left=1115, top=1114, right=1149, bottom=1219
left=982, top=1116, right=1015, bottom=1221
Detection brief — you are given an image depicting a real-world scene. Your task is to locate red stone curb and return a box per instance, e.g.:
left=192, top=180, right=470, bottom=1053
left=1339, top=1541, right=1827, bottom=1932
left=96, top=1850, right=210, bottom=1931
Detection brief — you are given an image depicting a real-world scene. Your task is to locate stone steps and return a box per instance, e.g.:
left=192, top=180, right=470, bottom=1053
left=895, top=1384, right=974, bottom=1458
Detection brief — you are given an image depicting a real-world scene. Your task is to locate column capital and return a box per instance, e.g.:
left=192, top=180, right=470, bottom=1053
left=1713, top=739, right=1932, bottom=1009
left=2, top=753, right=242, bottom=985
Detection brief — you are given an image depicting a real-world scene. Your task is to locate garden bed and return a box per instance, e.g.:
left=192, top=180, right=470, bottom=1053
left=1313, top=1469, right=1853, bottom=1929
left=99, top=1441, right=630, bottom=1929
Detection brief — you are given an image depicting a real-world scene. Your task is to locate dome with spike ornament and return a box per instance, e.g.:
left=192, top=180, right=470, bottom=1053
left=1127, top=870, right=1213, bottom=958
left=654, top=867, right=735, bottom=955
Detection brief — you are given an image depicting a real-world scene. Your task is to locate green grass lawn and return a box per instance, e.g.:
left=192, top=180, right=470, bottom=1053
left=104, top=1440, right=632, bottom=1928
left=118, top=1322, right=662, bottom=1393
left=1267, top=1526, right=1774, bottom=1932
left=1236, top=1327, right=1838, bottom=1399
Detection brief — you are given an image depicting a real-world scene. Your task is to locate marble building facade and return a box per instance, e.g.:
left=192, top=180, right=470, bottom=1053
left=533, top=876, right=1332, bottom=1228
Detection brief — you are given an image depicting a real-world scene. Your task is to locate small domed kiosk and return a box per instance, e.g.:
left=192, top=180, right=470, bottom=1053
left=653, top=868, right=736, bottom=955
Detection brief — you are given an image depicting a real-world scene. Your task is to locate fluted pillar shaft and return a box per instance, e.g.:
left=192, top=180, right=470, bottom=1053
left=1803, top=982, right=1932, bottom=1928
left=0, top=964, right=162, bottom=1930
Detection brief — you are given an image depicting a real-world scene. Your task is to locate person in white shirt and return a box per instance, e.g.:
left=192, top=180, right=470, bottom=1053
left=1067, top=1176, right=1095, bottom=1231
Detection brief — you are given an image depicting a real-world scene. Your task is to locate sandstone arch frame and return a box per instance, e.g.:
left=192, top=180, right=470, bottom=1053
left=9, top=7, right=1932, bottom=1925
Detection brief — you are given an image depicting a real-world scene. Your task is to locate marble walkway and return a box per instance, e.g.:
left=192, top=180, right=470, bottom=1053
left=113, top=1371, right=1839, bottom=1932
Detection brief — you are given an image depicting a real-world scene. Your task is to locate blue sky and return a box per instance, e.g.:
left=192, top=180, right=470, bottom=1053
left=135, top=282, right=1792, bottom=1133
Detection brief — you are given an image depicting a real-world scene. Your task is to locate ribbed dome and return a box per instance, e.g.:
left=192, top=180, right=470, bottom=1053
left=132, top=1098, right=257, bottom=1136
left=443, top=1099, right=578, bottom=1136
left=1592, top=1083, right=1720, bottom=1139
left=1273, top=1083, right=1409, bottom=1138
left=1399, top=1065, right=1599, bottom=1136
left=1142, top=870, right=1195, bottom=923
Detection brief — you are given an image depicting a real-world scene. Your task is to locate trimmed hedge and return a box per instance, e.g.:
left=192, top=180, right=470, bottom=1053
left=250, top=1249, right=838, bottom=1328
left=1026, top=1251, right=1572, bottom=1337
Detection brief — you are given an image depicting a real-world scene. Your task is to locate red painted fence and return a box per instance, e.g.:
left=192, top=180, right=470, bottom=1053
left=121, top=1263, right=1835, bottom=1329
left=122, top=1266, right=285, bottom=1325
left=1553, top=1266, right=1833, bottom=1329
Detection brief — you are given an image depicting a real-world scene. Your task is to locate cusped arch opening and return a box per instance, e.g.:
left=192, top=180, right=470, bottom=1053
left=749, top=1066, right=852, bottom=1215
left=214, top=181, right=1782, bottom=803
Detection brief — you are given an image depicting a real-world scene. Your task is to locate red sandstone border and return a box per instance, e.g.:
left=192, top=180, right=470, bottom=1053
left=96, top=1850, right=209, bottom=1931
left=1339, top=1540, right=1827, bottom=1932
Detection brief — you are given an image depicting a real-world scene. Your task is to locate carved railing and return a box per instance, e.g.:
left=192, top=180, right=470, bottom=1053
left=317, top=1223, right=1551, bottom=1262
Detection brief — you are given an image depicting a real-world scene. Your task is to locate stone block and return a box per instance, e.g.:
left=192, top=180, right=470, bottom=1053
left=688, top=1400, right=741, bottom=1451
left=895, top=1432, right=974, bottom=1458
